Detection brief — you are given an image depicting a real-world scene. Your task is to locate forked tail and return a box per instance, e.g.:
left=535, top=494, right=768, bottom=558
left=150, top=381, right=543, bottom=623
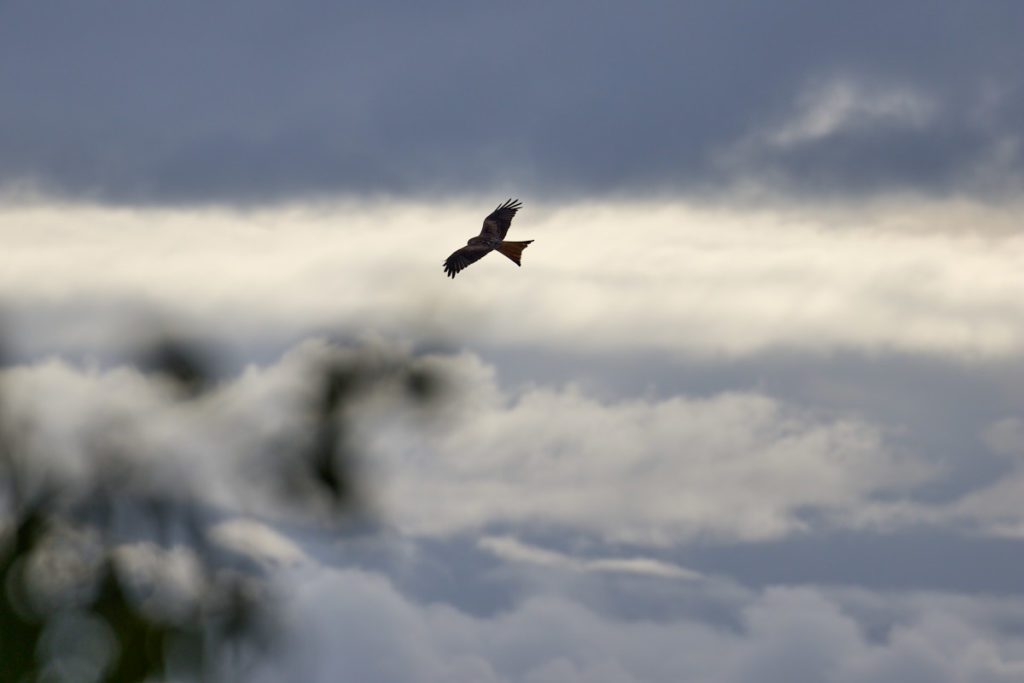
left=495, top=240, right=533, bottom=266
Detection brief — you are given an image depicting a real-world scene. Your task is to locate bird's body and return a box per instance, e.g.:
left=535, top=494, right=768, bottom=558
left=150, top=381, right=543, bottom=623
left=443, top=199, right=533, bottom=278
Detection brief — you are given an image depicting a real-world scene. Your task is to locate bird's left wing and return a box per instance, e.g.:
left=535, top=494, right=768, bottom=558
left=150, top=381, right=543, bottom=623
left=479, top=198, right=523, bottom=240
left=443, top=243, right=493, bottom=278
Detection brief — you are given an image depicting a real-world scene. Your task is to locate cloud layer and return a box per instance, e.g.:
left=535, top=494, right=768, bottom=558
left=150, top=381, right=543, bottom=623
left=376, top=351, right=928, bottom=542
left=257, top=562, right=1024, bottom=683
left=5, top=200, right=1024, bottom=362
left=4, top=337, right=1022, bottom=547
left=2, top=2, right=1022, bottom=202
left=6, top=3, right=1024, bottom=678
left=5, top=320, right=1023, bottom=679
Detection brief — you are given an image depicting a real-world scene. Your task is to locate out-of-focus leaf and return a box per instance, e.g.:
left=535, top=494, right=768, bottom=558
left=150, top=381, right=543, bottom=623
left=137, top=337, right=214, bottom=398
left=0, top=331, right=451, bottom=681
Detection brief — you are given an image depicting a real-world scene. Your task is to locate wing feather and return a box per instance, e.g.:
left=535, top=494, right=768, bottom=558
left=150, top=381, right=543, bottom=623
left=480, top=198, right=522, bottom=240
left=443, top=243, right=492, bottom=278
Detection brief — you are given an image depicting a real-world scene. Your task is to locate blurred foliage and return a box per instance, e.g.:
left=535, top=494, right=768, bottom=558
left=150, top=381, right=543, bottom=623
left=0, top=331, right=445, bottom=682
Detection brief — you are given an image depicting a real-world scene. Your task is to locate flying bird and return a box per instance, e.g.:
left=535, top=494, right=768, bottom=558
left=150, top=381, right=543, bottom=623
left=443, top=199, right=533, bottom=278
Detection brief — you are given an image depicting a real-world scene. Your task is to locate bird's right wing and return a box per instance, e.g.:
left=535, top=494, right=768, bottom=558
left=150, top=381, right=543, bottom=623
left=443, top=243, right=492, bottom=278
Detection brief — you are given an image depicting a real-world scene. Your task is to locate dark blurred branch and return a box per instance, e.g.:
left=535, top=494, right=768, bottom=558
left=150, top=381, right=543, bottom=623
left=0, top=331, right=446, bottom=681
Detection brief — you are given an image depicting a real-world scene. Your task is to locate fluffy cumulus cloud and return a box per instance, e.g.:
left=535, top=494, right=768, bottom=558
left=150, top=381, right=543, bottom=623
left=248, top=561, right=1024, bottom=683
left=3, top=338, right=1022, bottom=546
left=374, top=351, right=929, bottom=542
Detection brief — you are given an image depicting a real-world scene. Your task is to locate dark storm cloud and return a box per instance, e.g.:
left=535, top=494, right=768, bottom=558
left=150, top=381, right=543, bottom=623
left=1, top=1, right=1022, bottom=204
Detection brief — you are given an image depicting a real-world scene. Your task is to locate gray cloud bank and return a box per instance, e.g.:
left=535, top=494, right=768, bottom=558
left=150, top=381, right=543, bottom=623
left=2, top=1, right=1022, bottom=204
left=258, top=566, right=1024, bottom=683
left=5, top=339, right=1023, bottom=567
left=6, top=332, right=1024, bottom=680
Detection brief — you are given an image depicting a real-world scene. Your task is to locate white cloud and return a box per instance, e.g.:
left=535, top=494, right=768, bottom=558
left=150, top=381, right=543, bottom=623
left=3, top=301, right=1024, bottom=679
left=946, top=418, right=1024, bottom=537
left=209, top=518, right=308, bottom=566
left=249, top=563, right=1024, bottom=683
left=258, top=563, right=725, bottom=683
left=372, top=352, right=931, bottom=543
left=4, top=198, right=1024, bottom=361
left=7, top=338, right=1024, bottom=544
left=478, top=535, right=701, bottom=580
left=764, top=79, right=935, bottom=148
left=712, top=76, right=944, bottom=193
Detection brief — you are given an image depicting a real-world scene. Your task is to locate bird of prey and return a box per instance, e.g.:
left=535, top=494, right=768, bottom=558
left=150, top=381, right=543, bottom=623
left=443, top=199, right=533, bottom=278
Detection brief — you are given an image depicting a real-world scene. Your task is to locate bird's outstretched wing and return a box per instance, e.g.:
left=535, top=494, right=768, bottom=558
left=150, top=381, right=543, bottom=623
left=443, top=243, right=493, bottom=278
left=479, top=198, right=522, bottom=241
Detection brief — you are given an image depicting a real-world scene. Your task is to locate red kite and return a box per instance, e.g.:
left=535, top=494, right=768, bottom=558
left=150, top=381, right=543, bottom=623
left=443, top=199, right=533, bottom=278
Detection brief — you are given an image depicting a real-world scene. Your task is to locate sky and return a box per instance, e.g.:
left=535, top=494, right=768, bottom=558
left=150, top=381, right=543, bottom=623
left=3, top=2, right=1024, bottom=681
